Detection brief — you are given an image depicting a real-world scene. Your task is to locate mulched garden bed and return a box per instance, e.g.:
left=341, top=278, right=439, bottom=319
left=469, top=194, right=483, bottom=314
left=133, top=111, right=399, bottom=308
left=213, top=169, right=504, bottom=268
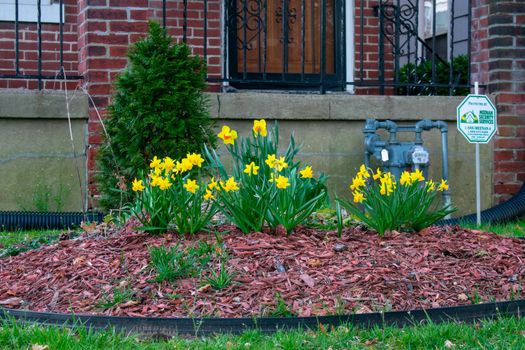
left=0, top=224, right=524, bottom=318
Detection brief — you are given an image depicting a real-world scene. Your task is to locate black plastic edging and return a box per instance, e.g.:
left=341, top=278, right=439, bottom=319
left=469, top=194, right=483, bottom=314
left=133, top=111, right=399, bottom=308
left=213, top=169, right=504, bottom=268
left=0, top=211, right=104, bottom=231
left=1, top=299, right=524, bottom=336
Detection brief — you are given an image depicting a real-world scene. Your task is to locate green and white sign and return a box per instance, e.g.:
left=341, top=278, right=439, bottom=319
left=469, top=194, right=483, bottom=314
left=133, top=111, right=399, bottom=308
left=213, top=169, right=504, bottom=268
left=457, top=94, right=497, bottom=144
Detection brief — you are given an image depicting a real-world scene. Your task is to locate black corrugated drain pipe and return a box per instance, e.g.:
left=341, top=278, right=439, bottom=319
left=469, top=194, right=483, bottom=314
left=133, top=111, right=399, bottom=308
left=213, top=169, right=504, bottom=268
left=0, top=211, right=104, bottom=231
left=437, top=181, right=525, bottom=226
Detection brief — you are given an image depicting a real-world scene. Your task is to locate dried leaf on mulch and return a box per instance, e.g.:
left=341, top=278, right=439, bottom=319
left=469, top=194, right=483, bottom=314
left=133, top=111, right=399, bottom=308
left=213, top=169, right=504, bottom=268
left=0, top=224, right=524, bottom=318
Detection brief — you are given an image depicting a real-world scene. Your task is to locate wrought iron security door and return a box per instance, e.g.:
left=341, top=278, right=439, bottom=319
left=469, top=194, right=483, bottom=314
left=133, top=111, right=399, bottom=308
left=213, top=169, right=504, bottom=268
left=227, top=0, right=344, bottom=91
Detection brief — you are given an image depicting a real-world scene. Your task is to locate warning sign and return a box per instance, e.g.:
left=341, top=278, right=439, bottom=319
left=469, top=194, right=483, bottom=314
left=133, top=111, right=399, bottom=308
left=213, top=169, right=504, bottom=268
left=457, top=95, right=497, bottom=144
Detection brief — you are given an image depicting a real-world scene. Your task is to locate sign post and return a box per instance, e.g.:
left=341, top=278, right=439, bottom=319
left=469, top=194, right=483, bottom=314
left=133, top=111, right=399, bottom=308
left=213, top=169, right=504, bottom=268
left=456, top=82, right=497, bottom=226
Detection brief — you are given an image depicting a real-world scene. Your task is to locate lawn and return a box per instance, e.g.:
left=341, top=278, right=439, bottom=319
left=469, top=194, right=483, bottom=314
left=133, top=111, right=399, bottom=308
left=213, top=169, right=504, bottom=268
left=1, top=316, right=524, bottom=349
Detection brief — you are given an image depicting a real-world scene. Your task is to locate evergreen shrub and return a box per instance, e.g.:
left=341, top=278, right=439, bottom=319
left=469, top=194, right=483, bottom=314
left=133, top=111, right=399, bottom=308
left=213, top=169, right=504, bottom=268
left=97, top=21, right=216, bottom=210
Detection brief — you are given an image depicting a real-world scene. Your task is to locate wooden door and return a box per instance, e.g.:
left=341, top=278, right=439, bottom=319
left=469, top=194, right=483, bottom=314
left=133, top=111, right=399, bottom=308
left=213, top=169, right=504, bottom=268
left=236, top=0, right=335, bottom=75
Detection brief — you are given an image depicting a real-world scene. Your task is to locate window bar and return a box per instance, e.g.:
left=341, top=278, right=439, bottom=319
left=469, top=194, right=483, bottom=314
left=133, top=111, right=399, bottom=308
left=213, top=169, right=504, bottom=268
left=414, top=0, right=419, bottom=94
left=394, top=0, right=400, bottom=89
left=37, top=0, right=43, bottom=90
left=162, top=0, right=166, bottom=28
left=204, top=0, right=208, bottom=63
left=378, top=3, right=384, bottom=94
left=282, top=0, right=289, bottom=79
left=59, top=0, right=64, bottom=74
left=359, top=0, right=364, bottom=83
left=15, top=0, right=19, bottom=75
left=222, top=1, right=229, bottom=85
left=301, top=0, right=305, bottom=81
left=257, top=0, right=262, bottom=72
left=263, top=0, right=268, bottom=80
left=311, top=0, right=316, bottom=72
left=431, top=0, right=436, bottom=94
left=319, top=0, right=326, bottom=93
left=467, top=0, right=472, bottom=91
left=406, top=6, right=411, bottom=95
left=449, top=0, right=455, bottom=95
left=340, top=0, right=346, bottom=90
left=183, top=0, right=187, bottom=43
left=243, top=0, right=248, bottom=79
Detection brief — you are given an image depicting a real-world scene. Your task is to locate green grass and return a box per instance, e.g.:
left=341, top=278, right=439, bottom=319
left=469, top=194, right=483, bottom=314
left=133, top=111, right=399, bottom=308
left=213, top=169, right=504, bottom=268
left=0, top=316, right=524, bottom=349
left=461, top=220, right=525, bottom=238
left=0, top=230, right=62, bottom=257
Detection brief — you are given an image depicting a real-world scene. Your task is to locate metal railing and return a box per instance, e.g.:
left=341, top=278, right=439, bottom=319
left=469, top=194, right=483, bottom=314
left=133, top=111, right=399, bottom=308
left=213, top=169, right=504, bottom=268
left=0, top=0, right=82, bottom=89
left=0, top=0, right=472, bottom=95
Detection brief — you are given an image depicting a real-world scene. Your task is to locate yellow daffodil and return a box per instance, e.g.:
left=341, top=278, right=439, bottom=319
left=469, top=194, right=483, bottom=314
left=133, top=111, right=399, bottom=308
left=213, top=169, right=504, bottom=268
left=265, top=154, right=277, bottom=168
left=353, top=190, right=365, bottom=203
left=410, top=169, right=425, bottom=183
left=186, top=153, right=205, bottom=167
left=275, top=156, right=288, bottom=171
left=183, top=179, right=199, bottom=194
left=132, top=178, right=145, bottom=192
left=162, top=157, right=175, bottom=172
left=221, top=177, right=240, bottom=192
left=208, top=177, right=218, bottom=190
left=150, top=174, right=162, bottom=187
left=379, top=174, right=394, bottom=196
left=275, top=175, right=290, bottom=189
left=243, top=161, right=259, bottom=176
left=372, top=168, right=382, bottom=180
left=217, top=125, right=238, bottom=145
left=158, top=177, right=172, bottom=190
left=149, top=156, right=162, bottom=169
left=358, top=164, right=370, bottom=179
left=253, top=119, right=267, bottom=137
left=204, top=189, right=215, bottom=200
left=426, top=179, right=435, bottom=192
left=350, top=175, right=366, bottom=191
left=299, top=165, right=313, bottom=179
left=176, top=158, right=193, bottom=173
left=400, top=171, right=412, bottom=186
left=437, top=179, right=449, bottom=191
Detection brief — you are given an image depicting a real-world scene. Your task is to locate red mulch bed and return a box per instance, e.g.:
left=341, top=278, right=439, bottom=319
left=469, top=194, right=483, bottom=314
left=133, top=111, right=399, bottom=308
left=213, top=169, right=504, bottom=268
left=0, top=224, right=524, bottom=318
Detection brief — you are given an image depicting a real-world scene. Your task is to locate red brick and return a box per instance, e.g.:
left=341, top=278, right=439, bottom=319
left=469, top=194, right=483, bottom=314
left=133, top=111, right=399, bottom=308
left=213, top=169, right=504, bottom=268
left=495, top=161, right=525, bottom=172
left=494, top=150, right=514, bottom=161
left=110, top=21, right=149, bottom=33
left=87, top=8, right=127, bottom=20
left=494, top=183, right=522, bottom=196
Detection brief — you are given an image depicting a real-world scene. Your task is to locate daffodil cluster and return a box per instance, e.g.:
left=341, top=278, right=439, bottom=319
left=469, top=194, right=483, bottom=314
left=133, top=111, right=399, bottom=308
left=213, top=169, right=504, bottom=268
left=128, top=153, right=217, bottom=235
left=204, top=119, right=328, bottom=234
left=337, top=164, right=455, bottom=235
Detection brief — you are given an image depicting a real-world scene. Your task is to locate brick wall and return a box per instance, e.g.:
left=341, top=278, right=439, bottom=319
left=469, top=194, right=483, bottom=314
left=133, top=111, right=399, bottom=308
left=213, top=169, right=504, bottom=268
left=354, top=0, right=394, bottom=95
left=471, top=0, right=525, bottom=202
left=0, top=0, right=79, bottom=90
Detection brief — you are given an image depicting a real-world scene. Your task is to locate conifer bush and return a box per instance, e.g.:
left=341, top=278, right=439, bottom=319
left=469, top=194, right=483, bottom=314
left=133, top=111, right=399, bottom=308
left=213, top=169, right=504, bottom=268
left=97, top=21, right=216, bottom=210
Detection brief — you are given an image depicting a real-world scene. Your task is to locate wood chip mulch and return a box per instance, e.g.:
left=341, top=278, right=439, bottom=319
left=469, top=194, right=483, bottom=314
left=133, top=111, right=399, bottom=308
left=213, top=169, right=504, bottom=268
left=0, top=224, right=524, bottom=318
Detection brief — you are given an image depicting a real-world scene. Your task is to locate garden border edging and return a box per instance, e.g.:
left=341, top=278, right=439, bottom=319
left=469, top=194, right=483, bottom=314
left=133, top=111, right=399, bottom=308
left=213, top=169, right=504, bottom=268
left=1, top=300, right=523, bottom=336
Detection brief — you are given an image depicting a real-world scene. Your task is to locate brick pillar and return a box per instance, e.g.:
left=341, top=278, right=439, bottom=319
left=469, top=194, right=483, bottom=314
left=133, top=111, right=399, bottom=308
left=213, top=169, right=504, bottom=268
left=354, top=0, right=394, bottom=95
left=472, top=0, right=525, bottom=203
left=77, top=0, right=150, bottom=208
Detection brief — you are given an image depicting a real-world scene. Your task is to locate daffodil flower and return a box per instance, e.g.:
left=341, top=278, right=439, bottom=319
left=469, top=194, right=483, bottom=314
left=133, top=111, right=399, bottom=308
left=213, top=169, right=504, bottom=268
left=183, top=179, right=199, bottom=194
left=275, top=175, right=290, bottom=189
left=204, top=189, right=215, bottom=200
left=400, top=171, right=412, bottom=186
left=299, top=165, right=313, bottom=179
left=208, top=177, right=218, bottom=190
left=437, top=179, right=449, bottom=191
left=350, top=175, right=366, bottom=191
left=132, top=178, right=145, bottom=192
left=410, top=169, right=425, bottom=182
left=352, top=190, right=365, bottom=203
left=221, top=177, right=240, bottom=192
left=358, top=164, right=370, bottom=179
left=218, top=125, right=238, bottom=145
left=243, top=161, right=259, bottom=175
left=163, top=157, right=175, bottom=172
left=150, top=156, right=162, bottom=169
left=186, top=153, right=205, bottom=167
left=158, top=177, right=172, bottom=190
left=372, top=168, right=382, bottom=180
left=253, top=119, right=267, bottom=137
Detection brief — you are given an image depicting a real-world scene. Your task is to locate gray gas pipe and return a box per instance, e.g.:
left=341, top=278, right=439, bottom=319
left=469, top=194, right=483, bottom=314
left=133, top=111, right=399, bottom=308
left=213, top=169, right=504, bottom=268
left=363, top=119, right=452, bottom=209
